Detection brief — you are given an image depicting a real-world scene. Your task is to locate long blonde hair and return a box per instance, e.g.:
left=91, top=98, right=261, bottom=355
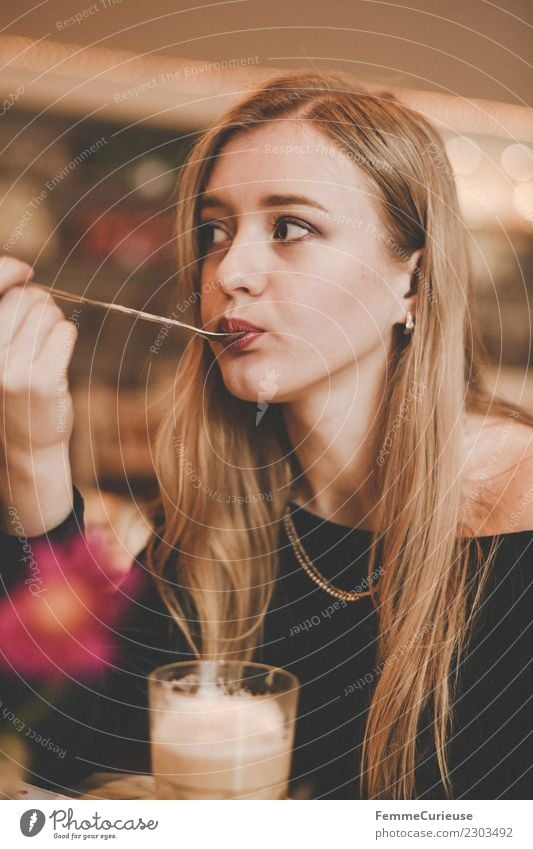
left=145, top=70, right=533, bottom=798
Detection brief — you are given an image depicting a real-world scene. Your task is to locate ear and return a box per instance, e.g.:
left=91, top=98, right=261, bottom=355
left=399, top=248, right=423, bottom=322
left=404, top=248, right=424, bottom=315
left=407, top=248, right=423, bottom=280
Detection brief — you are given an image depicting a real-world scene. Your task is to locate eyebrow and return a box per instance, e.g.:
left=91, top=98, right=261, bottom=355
left=198, top=193, right=329, bottom=214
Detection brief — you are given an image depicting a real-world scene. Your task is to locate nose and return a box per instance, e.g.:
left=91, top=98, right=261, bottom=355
left=213, top=236, right=267, bottom=297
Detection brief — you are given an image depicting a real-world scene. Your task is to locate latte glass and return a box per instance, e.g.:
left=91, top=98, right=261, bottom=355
left=148, top=660, right=300, bottom=800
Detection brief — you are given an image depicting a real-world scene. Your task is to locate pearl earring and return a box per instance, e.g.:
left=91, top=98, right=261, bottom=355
left=404, top=310, right=415, bottom=335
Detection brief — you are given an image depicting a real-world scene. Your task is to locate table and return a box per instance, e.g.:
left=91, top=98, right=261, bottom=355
left=14, top=773, right=155, bottom=800
left=16, top=773, right=298, bottom=800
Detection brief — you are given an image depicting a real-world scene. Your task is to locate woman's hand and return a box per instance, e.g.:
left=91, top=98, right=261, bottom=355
left=0, top=256, right=79, bottom=536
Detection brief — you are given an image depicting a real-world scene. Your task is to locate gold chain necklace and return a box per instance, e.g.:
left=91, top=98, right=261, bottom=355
left=282, top=504, right=374, bottom=603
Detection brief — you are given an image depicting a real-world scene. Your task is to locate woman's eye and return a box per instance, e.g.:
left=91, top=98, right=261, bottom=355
left=198, top=222, right=228, bottom=252
left=273, top=216, right=313, bottom=242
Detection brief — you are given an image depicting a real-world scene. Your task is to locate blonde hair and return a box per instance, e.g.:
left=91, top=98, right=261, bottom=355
left=145, top=70, right=533, bottom=798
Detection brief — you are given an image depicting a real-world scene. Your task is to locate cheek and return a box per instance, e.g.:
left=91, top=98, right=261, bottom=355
left=295, top=274, right=395, bottom=362
left=199, top=288, right=219, bottom=326
left=289, top=279, right=364, bottom=337
left=328, top=262, right=397, bottom=323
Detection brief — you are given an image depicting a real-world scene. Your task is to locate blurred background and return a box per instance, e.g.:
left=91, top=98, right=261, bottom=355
left=0, top=0, right=531, bottom=562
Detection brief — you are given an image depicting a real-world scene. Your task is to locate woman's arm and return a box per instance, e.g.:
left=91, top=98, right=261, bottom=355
left=0, top=256, right=193, bottom=793
left=0, top=256, right=77, bottom=538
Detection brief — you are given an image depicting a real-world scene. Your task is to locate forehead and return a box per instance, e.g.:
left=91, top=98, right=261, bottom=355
left=202, top=118, right=370, bottom=208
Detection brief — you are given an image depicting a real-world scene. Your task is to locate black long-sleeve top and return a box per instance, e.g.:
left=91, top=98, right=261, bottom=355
left=1, top=486, right=531, bottom=799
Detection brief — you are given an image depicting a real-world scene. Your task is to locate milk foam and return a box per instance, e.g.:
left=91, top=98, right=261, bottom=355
left=153, top=688, right=288, bottom=754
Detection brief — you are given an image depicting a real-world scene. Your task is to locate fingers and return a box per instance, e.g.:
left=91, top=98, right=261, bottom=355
left=0, top=259, right=78, bottom=398
left=36, top=319, right=78, bottom=384
left=1, top=319, right=78, bottom=401
left=0, top=259, right=78, bottom=467
left=0, top=286, right=64, bottom=358
left=16, top=292, right=64, bottom=349
left=0, top=256, right=34, bottom=296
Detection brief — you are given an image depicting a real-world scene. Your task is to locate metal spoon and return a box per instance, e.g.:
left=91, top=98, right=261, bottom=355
left=35, top=283, right=245, bottom=342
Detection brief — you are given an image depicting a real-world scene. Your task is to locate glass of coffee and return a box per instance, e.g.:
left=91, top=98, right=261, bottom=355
left=148, top=660, right=300, bottom=800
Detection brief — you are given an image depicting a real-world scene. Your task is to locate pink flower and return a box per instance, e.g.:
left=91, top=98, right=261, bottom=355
left=0, top=531, right=140, bottom=680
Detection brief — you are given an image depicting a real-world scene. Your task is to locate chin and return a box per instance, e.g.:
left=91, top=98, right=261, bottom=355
left=216, top=354, right=314, bottom=405
left=216, top=366, right=272, bottom=404
left=222, top=375, right=307, bottom=407
left=220, top=375, right=269, bottom=404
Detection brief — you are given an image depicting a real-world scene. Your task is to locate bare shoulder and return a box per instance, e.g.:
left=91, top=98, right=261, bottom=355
left=461, top=412, right=533, bottom=536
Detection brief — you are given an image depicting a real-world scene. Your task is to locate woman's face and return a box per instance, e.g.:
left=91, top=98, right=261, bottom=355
left=199, top=119, right=416, bottom=405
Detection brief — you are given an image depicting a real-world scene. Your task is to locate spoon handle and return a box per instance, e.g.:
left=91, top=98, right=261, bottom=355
left=34, top=283, right=239, bottom=340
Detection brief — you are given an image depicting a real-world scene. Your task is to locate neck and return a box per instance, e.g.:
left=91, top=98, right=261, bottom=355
left=282, top=360, right=385, bottom=531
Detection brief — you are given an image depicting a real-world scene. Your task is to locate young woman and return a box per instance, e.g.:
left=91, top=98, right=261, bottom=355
left=1, top=70, right=532, bottom=800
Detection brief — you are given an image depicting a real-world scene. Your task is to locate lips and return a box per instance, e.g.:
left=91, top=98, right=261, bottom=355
left=218, top=316, right=265, bottom=335
left=217, top=316, right=266, bottom=351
